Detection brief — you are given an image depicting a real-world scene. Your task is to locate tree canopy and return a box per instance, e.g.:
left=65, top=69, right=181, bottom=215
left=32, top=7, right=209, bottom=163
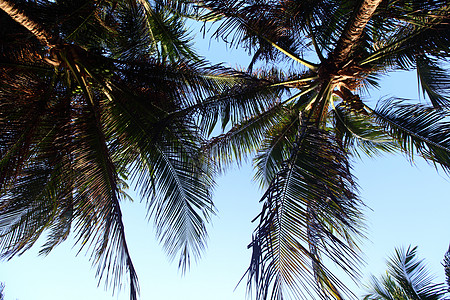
left=1, top=0, right=450, bottom=299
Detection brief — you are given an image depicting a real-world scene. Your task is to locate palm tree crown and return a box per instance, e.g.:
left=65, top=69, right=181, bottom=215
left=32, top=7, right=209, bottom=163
left=0, top=0, right=253, bottom=298
left=194, top=0, right=450, bottom=299
left=1, top=0, right=450, bottom=299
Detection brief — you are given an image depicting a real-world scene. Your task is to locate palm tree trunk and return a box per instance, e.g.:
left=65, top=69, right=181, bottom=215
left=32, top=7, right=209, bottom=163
left=331, top=0, right=382, bottom=67
left=0, top=0, right=54, bottom=46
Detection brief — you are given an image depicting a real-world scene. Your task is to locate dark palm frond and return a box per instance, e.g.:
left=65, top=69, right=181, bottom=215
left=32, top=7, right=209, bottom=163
left=246, top=124, right=365, bottom=300
left=137, top=0, right=200, bottom=62
left=0, top=161, right=66, bottom=258
left=111, top=58, right=244, bottom=108
left=199, top=0, right=323, bottom=69
left=195, top=68, right=289, bottom=134
left=127, top=127, right=215, bottom=272
left=144, top=136, right=215, bottom=271
left=0, top=69, right=54, bottom=193
left=360, top=9, right=450, bottom=70
left=374, top=0, right=450, bottom=29
left=416, top=55, right=450, bottom=109
left=97, top=72, right=216, bottom=272
left=371, top=98, right=450, bottom=173
left=205, top=101, right=287, bottom=172
left=201, top=70, right=318, bottom=172
left=444, top=245, right=450, bottom=292
left=154, top=0, right=205, bottom=19
left=253, top=104, right=302, bottom=187
left=0, top=75, right=74, bottom=258
left=388, top=246, right=447, bottom=300
left=0, top=0, right=229, bottom=298
left=68, top=87, right=139, bottom=299
left=332, top=103, right=398, bottom=159
left=364, top=246, right=447, bottom=300
left=311, top=0, right=358, bottom=55
left=106, top=2, right=158, bottom=60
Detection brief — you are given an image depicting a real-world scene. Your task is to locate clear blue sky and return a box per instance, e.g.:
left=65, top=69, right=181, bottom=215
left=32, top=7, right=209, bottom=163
left=1, top=26, right=450, bottom=300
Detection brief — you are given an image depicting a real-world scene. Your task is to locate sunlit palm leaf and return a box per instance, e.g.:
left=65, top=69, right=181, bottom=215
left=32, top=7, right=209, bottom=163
left=332, top=104, right=398, bottom=158
left=360, top=9, right=450, bottom=69
left=253, top=106, right=299, bottom=187
left=388, top=246, right=446, bottom=300
left=138, top=0, right=199, bottom=62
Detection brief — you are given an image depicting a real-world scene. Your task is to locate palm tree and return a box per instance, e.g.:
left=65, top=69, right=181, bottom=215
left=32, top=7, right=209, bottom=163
left=195, top=0, right=450, bottom=299
left=363, top=245, right=449, bottom=300
left=0, top=1, right=254, bottom=299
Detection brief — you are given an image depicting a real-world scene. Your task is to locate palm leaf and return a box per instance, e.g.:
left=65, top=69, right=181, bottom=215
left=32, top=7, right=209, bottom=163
left=246, top=124, right=365, bottom=300
left=205, top=103, right=286, bottom=172
left=95, top=70, right=216, bottom=272
left=387, top=246, right=446, bottom=300
left=332, top=103, right=398, bottom=158
left=370, top=99, right=450, bottom=172
left=416, top=55, right=450, bottom=109
left=253, top=105, right=301, bottom=187
left=364, top=246, right=447, bottom=300
left=68, top=86, right=139, bottom=300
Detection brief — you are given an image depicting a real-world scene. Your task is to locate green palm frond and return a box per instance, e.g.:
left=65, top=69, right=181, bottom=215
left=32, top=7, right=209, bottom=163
left=253, top=106, right=300, bottom=187
left=69, top=90, right=139, bottom=299
left=195, top=68, right=287, bottom=134
left=205, top=103, right=286, bottom=172
left=370, top=99, right=450, bottom=172
left=0, top=0, right=231, bottom=297
left=247, top=124, right=365, bottom=300
left=364, top=274, right=409, bottom=300
left=200, top=0, right=320, bottom=69
left=311, top=0, right=357, bottom=54
left=0, top=162, right=66, bottom=258
left=0, top=70, right=55, bottom=193
left=332, top=104, right=398, bottom=158
left=201, top=70, right=317, bottom=172
left=144, top=137, right=215, bottom=271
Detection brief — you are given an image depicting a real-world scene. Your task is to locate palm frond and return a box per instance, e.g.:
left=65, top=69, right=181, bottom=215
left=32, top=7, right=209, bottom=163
left=363, top=274, right=408, bottom=300
left=370, top=98, right=450, bottom=173
left=138, top=0, right=199, bottom=62
left=97, top=74, right=216, bottom=272
left=69, top=88, right=139, bottom=300
left=253, top=102, right=306, bottom=187
left=388, top=246, right=446, bottom=300
left=443, top=245, right=450, bottom=292
left=332, top=103, right=398, bottom=159
left=360, top=9, right=450, bottom=69
left=246, top=124, right=365, bottom=300
left=364, top=246, right=447, bottom=300
left=416, top=55, right=450, bottom=109
left=205, top=103, right=286, bottom=172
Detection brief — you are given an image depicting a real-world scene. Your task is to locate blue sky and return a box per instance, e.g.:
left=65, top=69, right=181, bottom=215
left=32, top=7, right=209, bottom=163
left=1, top=24, right=450, bottom=300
